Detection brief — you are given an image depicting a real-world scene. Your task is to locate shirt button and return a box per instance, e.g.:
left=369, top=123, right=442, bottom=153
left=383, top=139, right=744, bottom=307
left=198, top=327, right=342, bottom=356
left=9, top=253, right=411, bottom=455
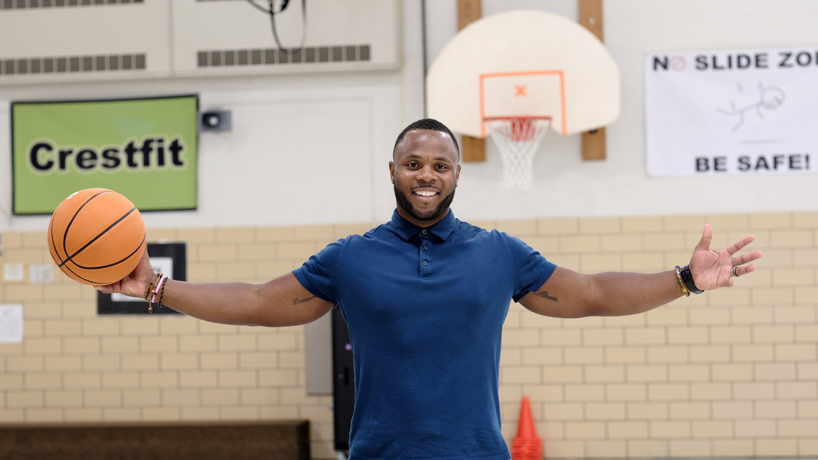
left=422, top=246, right=428, bottom=251
left=421, top=230, right=427, bottom=235
left=422, top=260, right=428, bottom=266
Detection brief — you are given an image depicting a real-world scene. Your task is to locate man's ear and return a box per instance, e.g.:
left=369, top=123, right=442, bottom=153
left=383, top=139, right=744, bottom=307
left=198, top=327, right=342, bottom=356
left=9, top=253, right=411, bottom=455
left=389, top=161, right=395, bottom=184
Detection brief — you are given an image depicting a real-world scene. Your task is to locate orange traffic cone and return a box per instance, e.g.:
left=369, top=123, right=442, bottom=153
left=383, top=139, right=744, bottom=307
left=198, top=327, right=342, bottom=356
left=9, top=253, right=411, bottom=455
left=511, top=396, right=543, bottom=460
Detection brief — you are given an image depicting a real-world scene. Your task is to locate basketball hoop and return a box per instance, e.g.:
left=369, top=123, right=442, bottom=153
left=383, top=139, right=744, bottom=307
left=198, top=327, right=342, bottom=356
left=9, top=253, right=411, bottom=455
left=483, top=116, right=551, bottom=190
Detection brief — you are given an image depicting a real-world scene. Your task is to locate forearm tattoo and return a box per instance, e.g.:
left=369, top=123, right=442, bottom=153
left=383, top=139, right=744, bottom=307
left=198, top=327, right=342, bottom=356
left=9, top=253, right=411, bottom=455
left=535, top=290, right=558, bottom=302
left=292, top=295, right=316, bottom=306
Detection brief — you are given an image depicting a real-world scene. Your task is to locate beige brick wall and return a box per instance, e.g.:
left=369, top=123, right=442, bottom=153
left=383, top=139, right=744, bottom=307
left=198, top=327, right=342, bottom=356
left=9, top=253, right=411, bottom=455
left=0, top=224, right=336, bottom=457
left=1, top=211, right=816, bottom=458
left=494, top=212, right=818, bottom=458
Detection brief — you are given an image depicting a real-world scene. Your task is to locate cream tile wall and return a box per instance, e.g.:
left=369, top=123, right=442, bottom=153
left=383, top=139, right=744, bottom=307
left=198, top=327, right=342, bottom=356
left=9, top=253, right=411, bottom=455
left=1, top=212, right=816, bottom=458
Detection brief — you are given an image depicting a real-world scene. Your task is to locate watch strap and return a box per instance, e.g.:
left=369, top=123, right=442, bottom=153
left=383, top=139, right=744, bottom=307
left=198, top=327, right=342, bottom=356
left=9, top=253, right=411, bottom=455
left=680, top=265, right=704, bottom=294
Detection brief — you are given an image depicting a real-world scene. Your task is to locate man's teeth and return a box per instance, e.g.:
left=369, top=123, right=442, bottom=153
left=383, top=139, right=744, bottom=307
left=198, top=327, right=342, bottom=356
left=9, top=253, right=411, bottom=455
left=415, top=190, right=437, bottom=197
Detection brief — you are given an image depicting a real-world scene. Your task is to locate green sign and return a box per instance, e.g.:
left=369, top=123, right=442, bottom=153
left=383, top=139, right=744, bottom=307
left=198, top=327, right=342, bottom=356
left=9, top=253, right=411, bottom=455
left=12, top=95, right=198, bottom=215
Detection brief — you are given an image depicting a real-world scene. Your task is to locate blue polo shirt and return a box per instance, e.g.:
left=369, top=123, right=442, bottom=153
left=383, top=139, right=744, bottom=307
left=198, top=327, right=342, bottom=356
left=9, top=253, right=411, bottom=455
left=293, top=210, right=556, bottom=460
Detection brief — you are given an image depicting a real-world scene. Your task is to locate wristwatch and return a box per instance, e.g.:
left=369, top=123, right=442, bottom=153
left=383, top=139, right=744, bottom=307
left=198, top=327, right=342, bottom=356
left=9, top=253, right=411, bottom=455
left=679, top=265, right=704, bottom=294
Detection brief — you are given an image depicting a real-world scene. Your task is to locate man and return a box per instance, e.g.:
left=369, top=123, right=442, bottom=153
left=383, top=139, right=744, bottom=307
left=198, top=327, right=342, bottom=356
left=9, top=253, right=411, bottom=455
left=99, top=118, right=762, bottom=460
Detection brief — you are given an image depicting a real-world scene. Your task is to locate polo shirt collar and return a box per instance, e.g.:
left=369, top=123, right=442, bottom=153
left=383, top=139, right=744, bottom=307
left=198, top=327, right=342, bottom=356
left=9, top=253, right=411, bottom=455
left=391, top=209, right=457, bottom=242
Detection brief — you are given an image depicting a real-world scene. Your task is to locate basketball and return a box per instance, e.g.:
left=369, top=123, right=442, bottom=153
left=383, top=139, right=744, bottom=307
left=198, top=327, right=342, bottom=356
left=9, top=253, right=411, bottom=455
left=47, top=188, right=146, bottom=286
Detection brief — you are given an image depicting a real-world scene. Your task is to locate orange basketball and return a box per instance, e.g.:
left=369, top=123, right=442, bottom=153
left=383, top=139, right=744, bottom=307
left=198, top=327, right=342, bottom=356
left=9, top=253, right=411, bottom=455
left=47, top=188, right=146, bottom=286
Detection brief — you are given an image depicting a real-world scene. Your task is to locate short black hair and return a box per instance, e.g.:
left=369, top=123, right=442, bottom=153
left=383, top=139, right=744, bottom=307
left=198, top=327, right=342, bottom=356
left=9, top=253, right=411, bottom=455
left=393, top=118, right=460, bottom=160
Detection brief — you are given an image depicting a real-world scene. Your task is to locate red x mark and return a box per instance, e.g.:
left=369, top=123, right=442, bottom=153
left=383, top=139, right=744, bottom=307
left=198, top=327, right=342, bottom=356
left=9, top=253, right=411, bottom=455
left=514, top=85, right=527, bottom=97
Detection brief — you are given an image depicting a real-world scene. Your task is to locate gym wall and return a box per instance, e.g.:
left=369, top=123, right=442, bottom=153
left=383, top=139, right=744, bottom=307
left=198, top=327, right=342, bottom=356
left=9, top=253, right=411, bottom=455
left=1, top=211, right=817, bottom=457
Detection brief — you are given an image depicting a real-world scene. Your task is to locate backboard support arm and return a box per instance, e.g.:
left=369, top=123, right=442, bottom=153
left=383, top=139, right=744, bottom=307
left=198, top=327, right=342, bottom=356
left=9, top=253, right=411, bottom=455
left=457, top=0, right=486, bottom=162
left=579, top=0, right=607, bottom=161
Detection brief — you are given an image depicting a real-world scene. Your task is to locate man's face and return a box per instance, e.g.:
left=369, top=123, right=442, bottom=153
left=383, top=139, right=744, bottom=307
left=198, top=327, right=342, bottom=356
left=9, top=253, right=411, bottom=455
left=389, top=129, right=461, bottom=228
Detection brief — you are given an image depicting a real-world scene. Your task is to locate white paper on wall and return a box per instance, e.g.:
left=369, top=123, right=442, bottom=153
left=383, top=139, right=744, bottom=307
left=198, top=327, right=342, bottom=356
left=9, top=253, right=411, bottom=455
left=645, top=46, right=818, bottom=177
left=0, top=304, right=23, bottom=344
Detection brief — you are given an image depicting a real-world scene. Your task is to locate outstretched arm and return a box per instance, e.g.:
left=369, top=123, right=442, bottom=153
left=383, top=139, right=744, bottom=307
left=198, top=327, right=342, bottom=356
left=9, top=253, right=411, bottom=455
left=519, top=224, right=763, bottom=318
left=95, top=251, right=333, bottom=327
left=519, top=267, right=685, bottom=318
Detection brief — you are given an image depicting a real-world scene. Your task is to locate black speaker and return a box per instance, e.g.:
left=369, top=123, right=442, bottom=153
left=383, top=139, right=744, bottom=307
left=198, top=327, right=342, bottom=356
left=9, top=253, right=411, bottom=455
left=199, top=110, right=232, bottom=132
left=331, top=308, right=355, bottom=452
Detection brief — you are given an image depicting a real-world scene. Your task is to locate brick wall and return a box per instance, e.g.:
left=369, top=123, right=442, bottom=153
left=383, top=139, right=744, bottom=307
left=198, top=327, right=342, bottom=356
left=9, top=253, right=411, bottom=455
left=1, top=211, right=816, bottom=458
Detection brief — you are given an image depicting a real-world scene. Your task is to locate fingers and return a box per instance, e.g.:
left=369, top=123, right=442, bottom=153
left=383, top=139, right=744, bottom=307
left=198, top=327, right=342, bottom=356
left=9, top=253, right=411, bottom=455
left=725, top=235, right=756, bottom=255
left=94, top=284, right=113, bottom=294
left=694, top=223, right=713, bottom=251
left=732, top=250, right=763, bottom=266
left=729, top=264, right=757, bottom=280
left=733, top=264, right=756, bottom=278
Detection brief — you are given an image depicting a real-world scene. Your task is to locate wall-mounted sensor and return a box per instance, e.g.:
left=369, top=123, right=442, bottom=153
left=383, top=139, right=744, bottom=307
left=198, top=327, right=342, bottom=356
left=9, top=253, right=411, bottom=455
left=200, top=110, right=232, bottom=132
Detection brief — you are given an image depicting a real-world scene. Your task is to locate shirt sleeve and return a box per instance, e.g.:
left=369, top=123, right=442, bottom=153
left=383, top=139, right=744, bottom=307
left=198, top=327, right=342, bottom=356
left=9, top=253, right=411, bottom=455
left=292, top=238, right=346, bottom=304
left=503, top=233, right=558, bottom=302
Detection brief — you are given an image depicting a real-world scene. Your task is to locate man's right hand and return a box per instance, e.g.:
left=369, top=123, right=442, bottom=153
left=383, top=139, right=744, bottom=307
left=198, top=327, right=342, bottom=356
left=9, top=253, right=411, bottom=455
left=94, top=249, right=155, bottom=299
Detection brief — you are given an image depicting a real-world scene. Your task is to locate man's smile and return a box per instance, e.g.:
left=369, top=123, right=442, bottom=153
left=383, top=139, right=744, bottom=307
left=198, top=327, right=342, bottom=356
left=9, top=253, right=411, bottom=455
left=413, top=188, right=440, bottom=200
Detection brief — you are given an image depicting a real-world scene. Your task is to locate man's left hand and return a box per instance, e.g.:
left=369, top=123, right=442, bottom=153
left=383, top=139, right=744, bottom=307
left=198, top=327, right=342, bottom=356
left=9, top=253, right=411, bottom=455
left=689, top=224, right=763, bottom=290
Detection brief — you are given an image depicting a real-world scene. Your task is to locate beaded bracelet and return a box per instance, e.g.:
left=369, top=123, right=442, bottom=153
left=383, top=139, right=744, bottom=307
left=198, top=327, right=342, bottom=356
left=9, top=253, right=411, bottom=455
left=675, top=266, right=690, bottom=297
left=145, top=272, right=166, bottom=313
left=144, top=280, right=156, bottom=302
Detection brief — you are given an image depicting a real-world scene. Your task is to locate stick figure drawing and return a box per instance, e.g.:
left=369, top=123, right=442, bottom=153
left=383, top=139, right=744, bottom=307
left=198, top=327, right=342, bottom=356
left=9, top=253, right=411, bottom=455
left=717, top=82, right=785, bottom=132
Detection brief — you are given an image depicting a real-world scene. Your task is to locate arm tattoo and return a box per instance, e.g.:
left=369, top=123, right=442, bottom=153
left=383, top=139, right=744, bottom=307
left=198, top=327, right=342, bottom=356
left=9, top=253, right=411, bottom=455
left=292, top=295, right=316, bottom=306
left=535, top=290, right=558, bottom=302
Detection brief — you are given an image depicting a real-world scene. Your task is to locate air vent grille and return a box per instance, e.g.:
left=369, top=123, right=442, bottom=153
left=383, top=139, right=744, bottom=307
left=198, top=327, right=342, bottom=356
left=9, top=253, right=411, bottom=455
left=0, top=0, right=142, bottom=10
left=197, top=45, right=370, bottom=67
left=0, top=53, right=145, bottom=77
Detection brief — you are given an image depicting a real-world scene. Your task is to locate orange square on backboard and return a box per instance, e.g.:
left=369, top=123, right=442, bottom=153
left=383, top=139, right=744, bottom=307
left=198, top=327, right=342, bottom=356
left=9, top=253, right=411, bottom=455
left=479, top=70, right=566, bottom=136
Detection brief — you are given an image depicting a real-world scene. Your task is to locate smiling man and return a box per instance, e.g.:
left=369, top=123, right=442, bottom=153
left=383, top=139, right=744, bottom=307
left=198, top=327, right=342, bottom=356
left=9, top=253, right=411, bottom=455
left=390, top=120, right=461, bottom=226
left=98, top=118, right=762, bottom=460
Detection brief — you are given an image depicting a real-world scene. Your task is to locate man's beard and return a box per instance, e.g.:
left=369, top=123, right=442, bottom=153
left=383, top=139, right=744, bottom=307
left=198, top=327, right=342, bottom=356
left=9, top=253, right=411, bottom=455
left=394, top=184, right=456, bottom=222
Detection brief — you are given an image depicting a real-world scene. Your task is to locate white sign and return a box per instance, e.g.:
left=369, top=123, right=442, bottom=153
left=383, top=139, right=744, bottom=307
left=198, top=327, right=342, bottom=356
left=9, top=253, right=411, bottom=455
left=3, top=263, right=24, bottom=282
left=0, top=305, right=23, bottom=344
left=29, top=264, right=54, bottom=284
left=645, top=46, right=816, bottom=177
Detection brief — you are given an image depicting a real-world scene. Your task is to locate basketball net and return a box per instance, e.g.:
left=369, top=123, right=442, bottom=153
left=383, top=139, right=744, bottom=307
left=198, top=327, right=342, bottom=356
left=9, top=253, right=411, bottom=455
left=484, top=117, right=551, bottom=190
